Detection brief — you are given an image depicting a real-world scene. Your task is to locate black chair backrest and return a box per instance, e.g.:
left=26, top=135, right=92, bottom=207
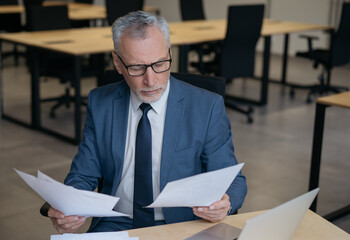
left=220, top=4, right=264, bottom=79
left=171, top=72, right=225, bottom=98
left=26, top=5, right=71, bottom=31
left=99, top=70, right=125, bottom=87
left=179, top=0, right=205, bottom=21
left=99, top=71, right=225, bottom=98
left=105, top=0, right=144, bottom=25
left=0, top=0, right=18, bottom=5
left=0, top=0, right=22, bottom=33
left=331, top=2, right=350, bottom=66
left=23, top=0, right=44, bottom=8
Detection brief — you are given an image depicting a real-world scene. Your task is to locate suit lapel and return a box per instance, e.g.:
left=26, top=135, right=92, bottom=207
left=111, top=82, right=130, bottom=195
left=160, top=78, right=185, bottom=191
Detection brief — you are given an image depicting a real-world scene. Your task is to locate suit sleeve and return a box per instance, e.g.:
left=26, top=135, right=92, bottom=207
left=64, top=90, right=101, bottom=191
left=201, top=95, right=247, bottom=213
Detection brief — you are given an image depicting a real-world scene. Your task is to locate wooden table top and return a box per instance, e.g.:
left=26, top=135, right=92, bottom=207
left=0, top=19, right=332, bottom=55
left=0, top=5, right=23, bottom=14
left=125, top=210, right=349, bottom=240
left=317, top=91, right=350, bottom=108
left=169, top=19, right=332, bottom=45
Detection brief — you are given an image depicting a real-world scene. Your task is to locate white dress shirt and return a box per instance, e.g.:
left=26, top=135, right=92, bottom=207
left=114, top=80, right=170, bottom=221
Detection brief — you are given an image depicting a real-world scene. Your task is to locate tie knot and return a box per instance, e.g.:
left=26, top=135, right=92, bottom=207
left=140, top=103, right=152, bottom=114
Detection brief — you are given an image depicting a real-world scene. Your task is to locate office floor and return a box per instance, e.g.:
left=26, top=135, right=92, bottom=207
left=1, top=44, right=349, bottom=240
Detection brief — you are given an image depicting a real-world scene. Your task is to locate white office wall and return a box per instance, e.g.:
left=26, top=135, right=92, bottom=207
left=144, top=0, right=266, bottom=22
left=269, top=0, right=331, bottom=55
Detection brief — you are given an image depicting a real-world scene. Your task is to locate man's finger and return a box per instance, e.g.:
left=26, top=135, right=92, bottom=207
left=48, top=207, right=65, bottom=219
left=56, top=215, right=81, bottom=225
left=59, top=217, right=86, bottom=230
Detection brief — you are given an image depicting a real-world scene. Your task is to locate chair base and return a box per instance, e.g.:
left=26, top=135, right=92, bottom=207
left=225, top=95, right=254, bottom=123
left=41, top=95, right=88, bottom=118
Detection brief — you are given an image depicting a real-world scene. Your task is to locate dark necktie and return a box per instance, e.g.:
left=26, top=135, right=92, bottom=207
left=133, top=103, right=155, bottom=228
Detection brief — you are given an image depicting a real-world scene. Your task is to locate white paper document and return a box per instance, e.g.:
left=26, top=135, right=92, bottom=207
left=14, top=169, right=128, bottom=217
left=50, top=232, right=138, bottom=240
left=147, top=163, right=244, bottom=208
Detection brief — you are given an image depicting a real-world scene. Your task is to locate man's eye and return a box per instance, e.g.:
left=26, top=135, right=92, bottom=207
left=154, top=62, right=165, bottom=68
left=130, top=66, right=145, bottom=71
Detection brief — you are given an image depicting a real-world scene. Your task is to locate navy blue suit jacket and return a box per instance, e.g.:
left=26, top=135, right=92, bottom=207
left=65, top=76, right=247, bottom=230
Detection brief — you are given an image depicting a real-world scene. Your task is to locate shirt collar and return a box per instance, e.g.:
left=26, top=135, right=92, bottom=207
left=130, top=77, right=170, bottom=115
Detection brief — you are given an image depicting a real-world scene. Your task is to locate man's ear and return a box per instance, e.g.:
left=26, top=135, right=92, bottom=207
left=111, top=51, right=123, bottom=74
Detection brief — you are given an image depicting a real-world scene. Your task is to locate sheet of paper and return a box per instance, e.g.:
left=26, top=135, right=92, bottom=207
left=51, top=231, right=138, bottom=240
left=50, top=232, right=137, bottom=240
left=15, top=169, right=128, bottom=217
left=147, top=163, right=244, bottom=208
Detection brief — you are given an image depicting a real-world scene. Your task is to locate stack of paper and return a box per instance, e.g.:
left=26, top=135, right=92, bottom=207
left=147, top=163, right=244, bottom=208
left=14, top=169, right=127, bottom=217
left=51, top=232, right=138, bottom=240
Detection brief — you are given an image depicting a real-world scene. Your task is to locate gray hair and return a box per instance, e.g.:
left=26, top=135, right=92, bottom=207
left=111, top=11, right=170, bottom=54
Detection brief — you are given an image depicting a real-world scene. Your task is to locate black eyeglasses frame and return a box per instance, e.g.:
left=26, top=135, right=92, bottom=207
left=116, top=49, right=172, bottom=77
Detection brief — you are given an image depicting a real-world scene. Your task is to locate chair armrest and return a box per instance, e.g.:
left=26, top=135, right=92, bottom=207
left=40, top=202, right=51, bottom=217
left=299, top=34, right=319, bottom=40
left=297, top=34, right=319, bottom=59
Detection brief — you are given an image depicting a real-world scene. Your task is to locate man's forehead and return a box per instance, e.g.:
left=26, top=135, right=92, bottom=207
left=118, top=28, right=169, bottom=61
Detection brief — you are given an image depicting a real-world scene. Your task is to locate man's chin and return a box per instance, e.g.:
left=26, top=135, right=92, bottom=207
left=140, top=96, right=160, bottom=103
left=138, top=90, right=164, bottom=103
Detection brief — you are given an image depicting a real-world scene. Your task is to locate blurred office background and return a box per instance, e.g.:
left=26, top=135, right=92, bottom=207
left=0, top=0, right=349, bottom=239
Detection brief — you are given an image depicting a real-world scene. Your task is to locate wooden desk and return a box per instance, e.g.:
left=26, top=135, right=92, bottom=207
left=170, top=19, right=332, bottom=105
left=0, top=19, right=332, bottom=143
left=126, top=210, right=349, bottom=240
left=0, top=27, right=113, bottom=143
left=309, top=91, right=350, bottom=221
left=0, top=5, right=23, bottom=14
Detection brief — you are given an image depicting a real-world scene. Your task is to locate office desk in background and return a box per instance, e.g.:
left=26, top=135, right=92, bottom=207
left=309, top=91, right=350, bottom=221
left=171, top=19, right=332, bottom=106
left=0, top=19, right=332, bottom=144
left=0, top=27, right=113, bottom=144
left=125, top=210, right=349, bottom=240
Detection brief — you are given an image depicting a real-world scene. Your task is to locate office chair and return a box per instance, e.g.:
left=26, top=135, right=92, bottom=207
left=203, top=5, right=265, bottom=123
left=23, top=0, right=43, bottom=5
left=179, top=0, right=220, bottom=74
left=179, top=0, right=205, bottom=21
left=99, top=69, right=124, bottom=87
left=71, top=0, right=94, bottom=28
left=293, top=2, right=350, bottom=103
left=26, top=5, right=105, bottom=118
left=171, top=72, right=226, bottom=98
left=105, top=0, right=144, bottom=26
left=23, top=0, right=45, bottom=31
left=99, top=70, right=225, bottom=99
left=0, top=0, right=24, bottom=65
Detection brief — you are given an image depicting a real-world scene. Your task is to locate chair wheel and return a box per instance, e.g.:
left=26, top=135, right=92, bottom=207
left=247, top=116, right=253, bottom=124
left=248, top=106, right=254, bottom=114
left=50, top=111, right=56, bottom=119
left=306, top=96, right=312, bottom=104
left=289, top=88, right=295, bottom=98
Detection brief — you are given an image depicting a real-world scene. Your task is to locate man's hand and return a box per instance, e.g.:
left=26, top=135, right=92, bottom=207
left=193, top=193, right=231, bottom=222
left=48, top=207, right=86, bottom=234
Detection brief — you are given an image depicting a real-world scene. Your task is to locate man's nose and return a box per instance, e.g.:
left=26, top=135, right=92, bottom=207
left=143, top=67, right=156, bottom=86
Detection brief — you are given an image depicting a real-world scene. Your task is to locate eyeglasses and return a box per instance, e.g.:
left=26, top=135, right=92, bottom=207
left=116, top=49, right=172, bottom=77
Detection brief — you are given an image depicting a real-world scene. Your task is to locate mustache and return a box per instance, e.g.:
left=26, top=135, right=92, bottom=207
left=140, top=86, right=165, bottom=92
